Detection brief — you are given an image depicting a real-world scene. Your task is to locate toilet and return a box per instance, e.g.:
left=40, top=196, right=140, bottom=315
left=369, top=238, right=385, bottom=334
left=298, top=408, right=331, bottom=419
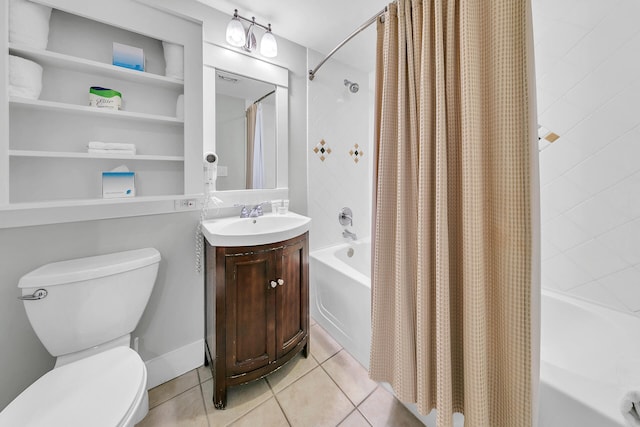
left=0, top=248, right=161, bottom=427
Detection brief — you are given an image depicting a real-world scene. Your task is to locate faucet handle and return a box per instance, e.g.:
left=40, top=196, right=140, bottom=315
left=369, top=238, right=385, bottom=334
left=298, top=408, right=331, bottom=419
left=338, top=207, right=353, bottom=226
left=234, top=204, right=249, bottom=218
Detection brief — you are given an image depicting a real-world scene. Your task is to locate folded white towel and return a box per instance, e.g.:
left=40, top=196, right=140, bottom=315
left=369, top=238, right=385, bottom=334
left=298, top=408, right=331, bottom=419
left=88, top=148, right=136, bottom=155
left=621, top=391, right=640, bottom=426
left=88, top=141, right=136, bottom=151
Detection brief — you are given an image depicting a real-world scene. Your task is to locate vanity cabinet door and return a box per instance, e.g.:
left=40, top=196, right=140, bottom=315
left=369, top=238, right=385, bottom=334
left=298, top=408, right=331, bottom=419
left=275, top=236, right=309, bottom=359
left=209, top=232, right=309, bottom=409
left=224, top=250, right=277, bottom=376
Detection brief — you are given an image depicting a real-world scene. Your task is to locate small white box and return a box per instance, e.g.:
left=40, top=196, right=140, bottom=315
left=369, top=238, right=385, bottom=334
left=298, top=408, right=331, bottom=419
left=102, top=171, right=135, bottom=198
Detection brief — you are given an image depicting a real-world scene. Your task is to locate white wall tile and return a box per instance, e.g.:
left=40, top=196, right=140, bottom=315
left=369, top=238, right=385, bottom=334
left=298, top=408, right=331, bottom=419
left=541, top=234, right=561, bottom=261
left=598, top=266, right=640, bottom=311
left=570, top=281, right=628, bottom=311
left=543, top=253, right=593, bottom=290
left=534, top=0, right=640, bottom=312
left=535, top=21, right=591, bottom=60
left=540, top=194, right=561, bottom=224
left=538, top=145, right=567, bottom=185
left=307, top=51, right=370, bottom=251
left=563, top=0, right=640, bottom=70
left=596, top=219, right=640, bottom=266
left=564, top=130, right=640, bottom=197
left=565, top=193, right=628, bottom=236
left=538, top=97, right=590, bottom=136
left=598, top=171, right=640, bottom=222
left=543, top=214, right=591, bottom=251
left=560, top=0, right=621, bottom=30
left=538, top=60, right=588, bottom=107
left=564, top=33, right=640, bottom=115
left=564, top=239, right=629, bottom=280
left=541, top=175, right=590, bottom=213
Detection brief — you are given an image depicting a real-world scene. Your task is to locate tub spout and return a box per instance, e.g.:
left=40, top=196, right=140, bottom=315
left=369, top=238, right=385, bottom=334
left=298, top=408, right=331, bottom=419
left=342, top=229, right=357, bottom=240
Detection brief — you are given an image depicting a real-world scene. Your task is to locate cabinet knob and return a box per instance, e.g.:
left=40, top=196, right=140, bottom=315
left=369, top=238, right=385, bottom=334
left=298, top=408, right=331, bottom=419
left=277, top=278, right=284, bottom=286
left=270, top=281, right=277, bottom=288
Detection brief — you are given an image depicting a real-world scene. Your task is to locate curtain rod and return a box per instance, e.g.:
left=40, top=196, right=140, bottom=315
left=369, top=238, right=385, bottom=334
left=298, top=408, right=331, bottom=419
left=308, top=5, right=388, bottom=81
left=253, top=89, right=275, bottom=104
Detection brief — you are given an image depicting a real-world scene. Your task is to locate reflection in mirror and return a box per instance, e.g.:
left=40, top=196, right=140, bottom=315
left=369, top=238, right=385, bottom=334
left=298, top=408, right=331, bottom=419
left=215, top=70, right=277, bottom=191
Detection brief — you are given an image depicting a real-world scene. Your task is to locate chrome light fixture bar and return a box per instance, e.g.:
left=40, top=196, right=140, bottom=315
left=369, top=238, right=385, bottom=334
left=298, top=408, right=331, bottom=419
left=225, top=9, right=278, bottom=58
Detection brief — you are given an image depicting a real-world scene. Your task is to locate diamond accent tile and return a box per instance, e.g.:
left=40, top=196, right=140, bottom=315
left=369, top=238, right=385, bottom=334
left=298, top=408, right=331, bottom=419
left=313, top=139, right=332, bottom=162
left=349, top=144, right=364, bottom=163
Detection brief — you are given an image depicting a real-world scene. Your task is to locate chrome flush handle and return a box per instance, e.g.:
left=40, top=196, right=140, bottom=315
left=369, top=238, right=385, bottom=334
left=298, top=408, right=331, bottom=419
left=18, top=288, right=48, bottom=301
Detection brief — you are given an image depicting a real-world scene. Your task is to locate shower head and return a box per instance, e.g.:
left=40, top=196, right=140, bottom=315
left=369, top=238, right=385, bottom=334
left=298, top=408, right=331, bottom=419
left=344, top=79, right=359, bottom=93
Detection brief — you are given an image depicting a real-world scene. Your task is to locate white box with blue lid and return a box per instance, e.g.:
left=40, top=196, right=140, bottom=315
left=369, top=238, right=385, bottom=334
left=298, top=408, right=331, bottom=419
left=102, top=171, right=135, bottom=198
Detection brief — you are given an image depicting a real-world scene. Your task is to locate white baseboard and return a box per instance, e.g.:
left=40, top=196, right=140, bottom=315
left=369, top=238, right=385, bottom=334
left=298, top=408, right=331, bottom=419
left=145, top=339, right=204, bottom=389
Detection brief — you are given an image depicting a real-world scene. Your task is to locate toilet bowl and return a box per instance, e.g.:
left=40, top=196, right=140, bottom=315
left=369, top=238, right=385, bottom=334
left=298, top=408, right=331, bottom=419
left=0, top=248, right=161, bottom=427
left=0, top=347, right=148, bottom=427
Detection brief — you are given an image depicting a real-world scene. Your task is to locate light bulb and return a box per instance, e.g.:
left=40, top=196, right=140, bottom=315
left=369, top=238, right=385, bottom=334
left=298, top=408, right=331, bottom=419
left=226, top=17, right=246, bottom=47
left=260, top=30, right=278, bottom=58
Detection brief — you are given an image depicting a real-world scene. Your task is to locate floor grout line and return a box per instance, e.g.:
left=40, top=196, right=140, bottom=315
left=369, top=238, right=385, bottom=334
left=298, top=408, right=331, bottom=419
left=266, top=375, right=293, bottom=427
left=197, top=381, right=212, bottom=427
left=149, top=380, right=202, bottom=410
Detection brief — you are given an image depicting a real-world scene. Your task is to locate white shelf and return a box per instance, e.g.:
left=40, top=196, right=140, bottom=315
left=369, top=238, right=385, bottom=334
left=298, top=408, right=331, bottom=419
left=9, top=97, right=184, bottom=125
left=9, top=149, right=184, bottom=161
left=9, top=43, right=184, bottom=90
left=0, top=194, right=205, bottom=229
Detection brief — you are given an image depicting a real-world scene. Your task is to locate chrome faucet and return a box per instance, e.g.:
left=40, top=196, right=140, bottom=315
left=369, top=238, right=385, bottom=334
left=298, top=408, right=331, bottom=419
left=248, top=203, right=265, bottom=218
left=342, top=229, right=357, bottom=240
left=237, top=203, right=266, bottom=218
left=236, top=205, right=249, bottom=218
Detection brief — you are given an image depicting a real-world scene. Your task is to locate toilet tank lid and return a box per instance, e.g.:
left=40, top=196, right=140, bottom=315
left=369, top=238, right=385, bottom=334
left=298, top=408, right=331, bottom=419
left=18, top=248, right=161, bottom=289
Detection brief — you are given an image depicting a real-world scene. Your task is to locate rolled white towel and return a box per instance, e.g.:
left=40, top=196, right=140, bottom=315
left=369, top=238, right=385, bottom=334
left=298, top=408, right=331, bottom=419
left=621, top=391, right=640, bottom=426
left=9, top=55, right=43, bottom=99
left=162, top=41, right=184, bottom=80
left=88, top=141, right=136, bottom=151
left=9, top=0, right=52, bottom=49
left=88, top=148, right=136, bottom=155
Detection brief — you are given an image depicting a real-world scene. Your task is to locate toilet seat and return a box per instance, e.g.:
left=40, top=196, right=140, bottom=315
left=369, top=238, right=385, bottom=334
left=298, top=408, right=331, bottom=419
left=0, top=346, right=147, bottom=427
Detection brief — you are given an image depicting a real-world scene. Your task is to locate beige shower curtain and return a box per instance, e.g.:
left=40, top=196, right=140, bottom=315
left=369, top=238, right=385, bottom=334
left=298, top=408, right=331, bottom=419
left=369, top=1, right=537, bottom=426
left=245, top=104, right=257, bottom=189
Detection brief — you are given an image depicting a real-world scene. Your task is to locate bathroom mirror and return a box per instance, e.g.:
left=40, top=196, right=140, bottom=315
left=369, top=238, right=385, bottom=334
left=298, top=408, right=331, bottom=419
left=215, top=70, right=276, bottom=190
left=203, top=43, right=289, bottom=195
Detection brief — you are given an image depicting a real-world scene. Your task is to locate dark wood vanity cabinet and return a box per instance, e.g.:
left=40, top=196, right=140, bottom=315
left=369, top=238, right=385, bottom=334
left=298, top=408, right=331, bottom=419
left=205, top=233, right=309, bottom=409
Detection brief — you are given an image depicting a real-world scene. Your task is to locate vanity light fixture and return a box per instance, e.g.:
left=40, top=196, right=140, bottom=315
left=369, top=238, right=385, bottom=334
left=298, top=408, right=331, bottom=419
left=225, top=9, right=278, bottom=58
left=225, top=12, right=246, bottom=47
left=260, top=25, right=278, bottom=58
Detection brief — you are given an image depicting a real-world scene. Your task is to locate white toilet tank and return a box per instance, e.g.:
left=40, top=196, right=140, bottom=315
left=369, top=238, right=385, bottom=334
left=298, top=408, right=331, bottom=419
left=18, top=248, right=161, bottom=361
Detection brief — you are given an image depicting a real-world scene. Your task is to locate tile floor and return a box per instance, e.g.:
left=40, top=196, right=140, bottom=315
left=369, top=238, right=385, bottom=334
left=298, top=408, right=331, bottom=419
left=137, top=321, right=423, bottom=427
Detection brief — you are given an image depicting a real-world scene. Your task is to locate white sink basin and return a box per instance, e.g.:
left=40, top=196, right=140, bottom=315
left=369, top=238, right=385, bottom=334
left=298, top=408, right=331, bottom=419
left=201, top=212, right=311, bottom=247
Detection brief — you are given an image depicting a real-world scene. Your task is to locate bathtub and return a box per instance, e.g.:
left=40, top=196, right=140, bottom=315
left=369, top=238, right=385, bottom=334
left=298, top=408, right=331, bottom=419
left=310, top=241, right=640, bottom=426
left=539, top=289, right=640, bottom=427
left=310, top=239, right=372, bottom=368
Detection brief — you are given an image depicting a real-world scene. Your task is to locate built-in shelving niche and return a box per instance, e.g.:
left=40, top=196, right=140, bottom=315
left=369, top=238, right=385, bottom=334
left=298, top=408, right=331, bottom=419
left=6, top=8, right=188, bottom=207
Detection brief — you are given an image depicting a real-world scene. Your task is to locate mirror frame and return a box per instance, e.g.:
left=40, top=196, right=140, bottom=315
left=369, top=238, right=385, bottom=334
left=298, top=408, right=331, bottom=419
left=203, top=42, right=288, bottom=201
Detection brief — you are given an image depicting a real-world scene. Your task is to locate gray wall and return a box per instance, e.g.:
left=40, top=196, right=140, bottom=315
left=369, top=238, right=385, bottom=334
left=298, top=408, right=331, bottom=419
left=0, top=212, right=202, bottom=409
left=1, top=0, right=310, bottom=410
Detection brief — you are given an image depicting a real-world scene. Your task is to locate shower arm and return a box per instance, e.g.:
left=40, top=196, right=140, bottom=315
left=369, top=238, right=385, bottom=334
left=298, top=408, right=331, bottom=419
left=308, top=5, right=388, bottom=81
